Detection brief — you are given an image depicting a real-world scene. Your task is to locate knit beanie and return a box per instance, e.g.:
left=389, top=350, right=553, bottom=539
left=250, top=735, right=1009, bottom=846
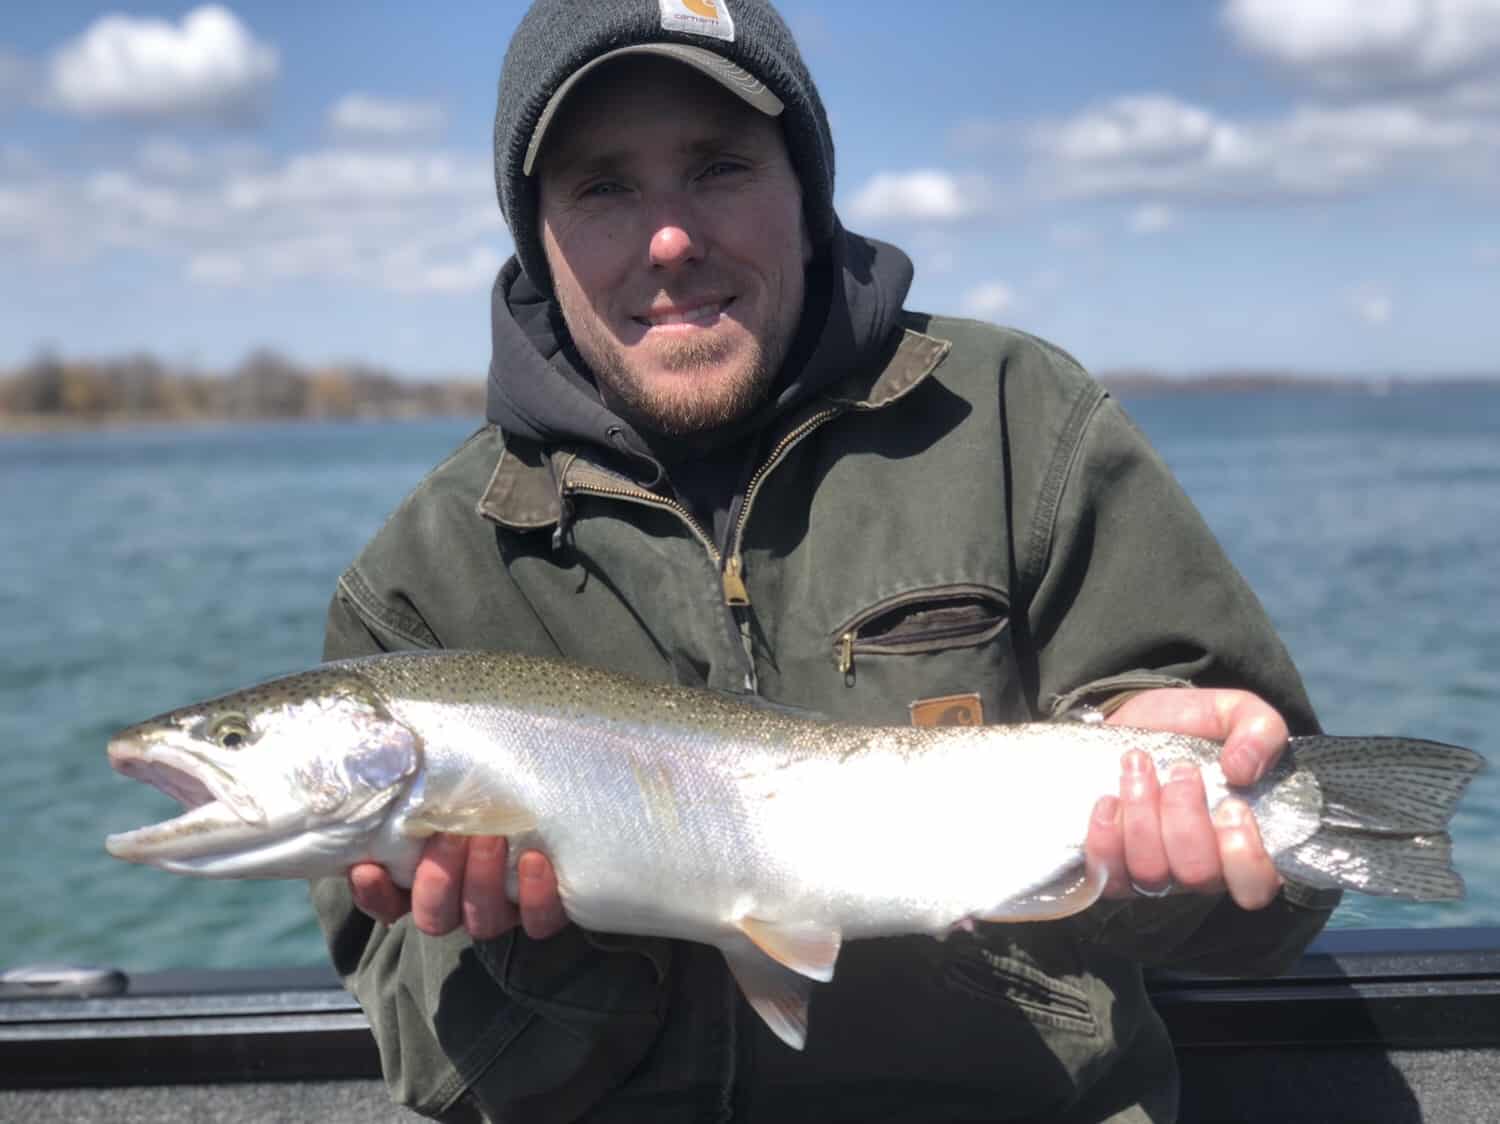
left=494, top=0, right=837, bottom=292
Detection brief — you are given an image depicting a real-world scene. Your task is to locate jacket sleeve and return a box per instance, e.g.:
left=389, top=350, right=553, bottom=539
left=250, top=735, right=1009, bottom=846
left=313, top=580, right=672, bottom=1122
left=1018, top=382, right=1337, bottom=975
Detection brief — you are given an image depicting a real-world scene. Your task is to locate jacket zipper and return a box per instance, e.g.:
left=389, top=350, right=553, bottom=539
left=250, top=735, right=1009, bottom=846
left=562, top=478, right=719, bottom=558
left=719, top=406, right=843, bottom=606
left=561, top=405, right=844, bottom=692
left=561, top=474, right=758, bottom=688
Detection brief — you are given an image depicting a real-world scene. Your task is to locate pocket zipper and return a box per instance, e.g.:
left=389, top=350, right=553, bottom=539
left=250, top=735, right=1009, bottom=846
left=834, top=585, right=1008, bottom=678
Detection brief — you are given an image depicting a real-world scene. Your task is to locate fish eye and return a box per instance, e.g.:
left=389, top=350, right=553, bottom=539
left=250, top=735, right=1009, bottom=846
left=210, top=715, right=252, bottom=750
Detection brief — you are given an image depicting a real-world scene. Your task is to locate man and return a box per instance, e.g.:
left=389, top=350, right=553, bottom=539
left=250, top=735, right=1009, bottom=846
left=314, top=1, right=1337, bottom=1120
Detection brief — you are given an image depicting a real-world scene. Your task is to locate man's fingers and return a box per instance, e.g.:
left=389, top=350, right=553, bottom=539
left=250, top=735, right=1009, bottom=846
left=1120, top=751, right=1171, bottom=893
left=1217, top=699, right=1289, bottom=787
left=462, top=836, right=517, bottom=940
left=411, top=834, right=469, bottom=936
left=1158, top=764, right=1224, bottom=895
left=1106, top=687, right=1290, bottom=790
left=351, top=838, right=562, bottom=940
left=517, top=850, right=567, bottom=939
left=1213, top=799, right=1282, bottom=909
left=349, top=862, right=411, bottom=925
left=1085, top=795, right=1132, bottom=898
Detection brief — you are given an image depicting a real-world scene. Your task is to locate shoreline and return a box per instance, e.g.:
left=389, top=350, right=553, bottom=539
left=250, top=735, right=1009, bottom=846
left=0, top=411, right=479, bottom=437
left=7, top=375, right=1499, bottom=435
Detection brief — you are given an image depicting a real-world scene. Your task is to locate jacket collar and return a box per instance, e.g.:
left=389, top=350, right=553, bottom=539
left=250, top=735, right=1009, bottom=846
left=477, top=321, right=951, bottom=531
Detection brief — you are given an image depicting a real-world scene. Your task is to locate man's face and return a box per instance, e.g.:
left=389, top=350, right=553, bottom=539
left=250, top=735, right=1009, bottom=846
left=535, top=56, right=811, bottom=436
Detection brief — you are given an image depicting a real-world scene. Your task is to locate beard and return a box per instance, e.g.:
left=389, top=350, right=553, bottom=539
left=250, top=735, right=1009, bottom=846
left=588, top=330, right=778, bottom=436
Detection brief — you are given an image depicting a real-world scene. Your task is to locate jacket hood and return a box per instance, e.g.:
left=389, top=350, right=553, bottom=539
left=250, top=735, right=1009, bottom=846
left=484, top=222, right=914, bottom=480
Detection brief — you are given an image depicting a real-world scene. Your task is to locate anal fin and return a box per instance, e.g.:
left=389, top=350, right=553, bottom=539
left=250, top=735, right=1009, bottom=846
left=736, top=917, right=842, bottom=982
left=976, top=860, right=1107, bottom=923
left=722, top=937, right=816, bottom=1051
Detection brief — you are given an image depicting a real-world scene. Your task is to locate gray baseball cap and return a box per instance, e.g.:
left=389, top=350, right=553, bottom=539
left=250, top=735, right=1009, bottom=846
left=522, top=42, right=785, bottom=175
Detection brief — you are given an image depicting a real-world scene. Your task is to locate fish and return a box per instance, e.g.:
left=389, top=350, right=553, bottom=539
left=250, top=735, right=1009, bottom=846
left=104, top=649, right=1485, bottom=1049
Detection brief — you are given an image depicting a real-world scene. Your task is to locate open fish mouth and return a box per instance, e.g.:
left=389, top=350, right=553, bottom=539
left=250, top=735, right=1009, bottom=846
left=105, top=737, right=264, bottom=862
left=110, top=751, right=217, bottom=808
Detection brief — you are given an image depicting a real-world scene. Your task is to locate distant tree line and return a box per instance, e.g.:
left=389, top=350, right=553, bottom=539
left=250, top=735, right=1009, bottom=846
left=4, top=352, right=1493, bottom=430
left=0, top=349, right=486, bottom=427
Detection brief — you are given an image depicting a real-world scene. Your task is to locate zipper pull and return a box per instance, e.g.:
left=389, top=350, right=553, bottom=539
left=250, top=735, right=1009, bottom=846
left=722, top=553, right=751, bottom=606
left=837, top=631, right=855, bottom=678
left=551, top=490, right=574, bottom=553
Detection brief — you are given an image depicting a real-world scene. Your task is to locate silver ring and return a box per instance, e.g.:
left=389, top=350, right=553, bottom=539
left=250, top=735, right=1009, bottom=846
left=1130, top=878, right=1174, bottom=899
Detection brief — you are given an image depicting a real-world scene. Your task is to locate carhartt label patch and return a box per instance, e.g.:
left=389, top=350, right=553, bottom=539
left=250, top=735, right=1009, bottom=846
left=910, top=693, right=985, bottom=728
left=659, top=0, right=736, bottom=41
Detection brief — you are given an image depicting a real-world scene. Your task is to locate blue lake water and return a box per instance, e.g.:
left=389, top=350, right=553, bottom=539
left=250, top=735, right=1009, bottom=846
left=2, top=387, right=1497, bottom=971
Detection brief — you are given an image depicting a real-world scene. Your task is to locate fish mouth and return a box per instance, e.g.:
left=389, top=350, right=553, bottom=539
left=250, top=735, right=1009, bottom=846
left=105, top=736, right=267, bottom=864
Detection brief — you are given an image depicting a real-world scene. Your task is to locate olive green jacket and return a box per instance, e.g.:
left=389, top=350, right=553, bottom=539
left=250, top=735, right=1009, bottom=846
left=314, top=314, right=1334, bottom=1123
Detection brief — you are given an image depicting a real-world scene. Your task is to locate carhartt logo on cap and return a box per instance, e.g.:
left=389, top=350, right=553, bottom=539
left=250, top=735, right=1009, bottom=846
left=659, top=0, right=736, bottom=42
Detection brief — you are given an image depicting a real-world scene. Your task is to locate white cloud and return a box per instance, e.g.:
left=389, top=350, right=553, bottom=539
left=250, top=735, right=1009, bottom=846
left=46, top=5, right=278, bottom=121
left=328, top=93, right=446, bottom=139
left=386, top=245, right=505, bottom=293
left=1027, top=92, right=1500, bottom=200
left=86, top=170, right=207, bottom=235
left=1129, top=203, right=1177, bottom=234
left=225, top=149, right=489, bottom=211
left=845, top=170, right=986, bottom=222
left=1224, top=0, right=1500, bottom=93
left=1350, top=285, right=1394, bottom=325
left=4, top=134, right=505, bottom=293
left=961, top=281, right=1015, bottom=320
left=1044, top=95, right=1222, bottom=163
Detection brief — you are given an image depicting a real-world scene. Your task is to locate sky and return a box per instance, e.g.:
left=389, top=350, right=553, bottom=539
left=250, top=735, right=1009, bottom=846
left=2, top=0, right=1499, bottom=378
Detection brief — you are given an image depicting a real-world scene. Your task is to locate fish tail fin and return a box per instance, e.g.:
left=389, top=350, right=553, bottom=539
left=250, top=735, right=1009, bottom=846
left=1274, top=735, right=1485, bottom=901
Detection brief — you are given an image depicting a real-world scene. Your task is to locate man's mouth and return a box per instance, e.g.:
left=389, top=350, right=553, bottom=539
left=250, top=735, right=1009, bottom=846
left=634, top=298, right=733, bottom=328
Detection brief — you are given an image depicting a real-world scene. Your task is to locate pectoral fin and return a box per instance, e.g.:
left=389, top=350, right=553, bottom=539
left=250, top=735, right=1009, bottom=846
left=736, top=917, right=842, bottom=982
left=402, top=786, right=537, bottom=840
left=401, top=771, right=538, bottom=838
left=976, top=860, right=1107, bottom=923
left=403, top=801, right=539, bottom=837
left=721, top=937, right=816, bottom=1051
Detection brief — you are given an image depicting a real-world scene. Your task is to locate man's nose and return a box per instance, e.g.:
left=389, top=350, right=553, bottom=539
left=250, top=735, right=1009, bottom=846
left=646, top=200, right=703, bottom=269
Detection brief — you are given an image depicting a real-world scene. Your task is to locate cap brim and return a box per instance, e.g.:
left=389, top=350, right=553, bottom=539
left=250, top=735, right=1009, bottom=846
left=522, top=44, right=785, bottom=176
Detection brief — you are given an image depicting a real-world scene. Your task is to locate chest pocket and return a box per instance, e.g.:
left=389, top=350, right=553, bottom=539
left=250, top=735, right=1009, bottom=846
left=829, top=584, right=1027, bottom=725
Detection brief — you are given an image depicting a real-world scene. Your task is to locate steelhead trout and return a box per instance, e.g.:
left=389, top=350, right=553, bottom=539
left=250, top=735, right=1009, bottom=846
left=105, top=649, right=1484, bottom=1048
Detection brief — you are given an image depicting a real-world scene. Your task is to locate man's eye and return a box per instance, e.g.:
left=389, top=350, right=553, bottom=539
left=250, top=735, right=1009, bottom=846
left=581, top=181, right=625, bottom=198
left=700, top=161, right=744, bottom=179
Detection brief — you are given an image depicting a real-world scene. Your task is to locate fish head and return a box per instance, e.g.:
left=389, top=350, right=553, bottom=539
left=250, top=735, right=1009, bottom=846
left=105, top=667, right=421, bottom=879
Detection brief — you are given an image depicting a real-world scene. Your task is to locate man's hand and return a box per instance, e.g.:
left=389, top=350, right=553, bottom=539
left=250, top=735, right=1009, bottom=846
left=349, top=836, right=568, bottom=940
left=1084, top=688, right=1285, bottom=910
